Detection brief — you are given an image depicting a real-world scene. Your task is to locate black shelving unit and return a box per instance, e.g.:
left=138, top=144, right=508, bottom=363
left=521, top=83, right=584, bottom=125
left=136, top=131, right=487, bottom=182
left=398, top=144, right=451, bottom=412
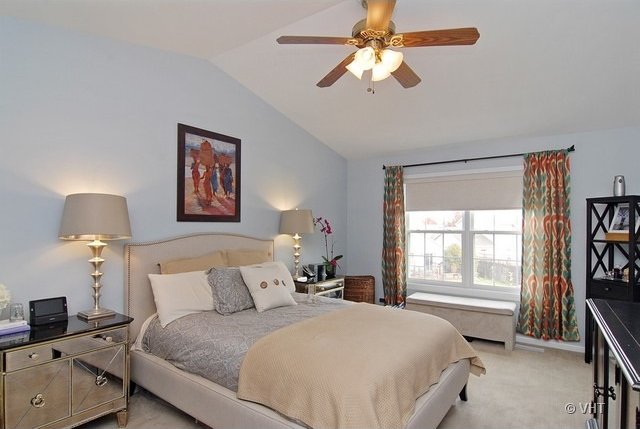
left=585, top=195, right=640, bottom=363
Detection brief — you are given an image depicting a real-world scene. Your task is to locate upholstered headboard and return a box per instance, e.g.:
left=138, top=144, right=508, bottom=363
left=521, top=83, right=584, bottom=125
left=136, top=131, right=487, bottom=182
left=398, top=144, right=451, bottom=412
left=124, top=233, right=274, bottom=341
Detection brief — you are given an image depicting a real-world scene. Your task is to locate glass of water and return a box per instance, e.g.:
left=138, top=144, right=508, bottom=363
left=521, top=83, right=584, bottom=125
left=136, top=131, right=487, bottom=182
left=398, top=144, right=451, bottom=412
left=9, top=303, right=24, bottom=322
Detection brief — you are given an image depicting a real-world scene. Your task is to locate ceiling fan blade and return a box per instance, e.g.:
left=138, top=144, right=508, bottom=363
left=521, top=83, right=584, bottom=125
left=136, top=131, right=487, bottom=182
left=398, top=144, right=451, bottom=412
left=394, top=28, right=480, bottom=48
left=317, top=52, right=356, bottom=88
left=277, top=36, right=359, bottom=45
left=365, top=0, right=396, bottom=32
left=391, top=61, right=421, bottom=88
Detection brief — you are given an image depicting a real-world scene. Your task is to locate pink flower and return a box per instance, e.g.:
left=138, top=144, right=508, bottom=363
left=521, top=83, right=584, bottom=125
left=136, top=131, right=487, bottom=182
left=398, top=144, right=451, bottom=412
left=314, top=216, right=342, bottom=270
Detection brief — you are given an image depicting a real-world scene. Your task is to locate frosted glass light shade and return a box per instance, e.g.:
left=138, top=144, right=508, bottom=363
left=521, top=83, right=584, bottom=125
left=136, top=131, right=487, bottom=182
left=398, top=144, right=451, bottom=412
left=381, top=49, right=403, bottom=72
left=346, top=60, right=365, bottom=79
left=354, top=47, right=376, bottom=71
left=372, top=63, right=391, bottom=81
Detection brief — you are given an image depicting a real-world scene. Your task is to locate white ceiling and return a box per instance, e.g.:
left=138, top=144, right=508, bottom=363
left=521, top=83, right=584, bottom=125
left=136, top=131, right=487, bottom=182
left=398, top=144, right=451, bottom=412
left=3, top=0, right=640, bottom=159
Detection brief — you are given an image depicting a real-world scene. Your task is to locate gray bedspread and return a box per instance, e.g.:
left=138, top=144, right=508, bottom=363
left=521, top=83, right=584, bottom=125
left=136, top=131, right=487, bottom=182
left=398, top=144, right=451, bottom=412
left=142, top=293, right=348, bottom=391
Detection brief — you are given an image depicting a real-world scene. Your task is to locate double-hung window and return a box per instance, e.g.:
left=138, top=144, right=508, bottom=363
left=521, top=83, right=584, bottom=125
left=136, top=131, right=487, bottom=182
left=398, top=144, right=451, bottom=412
left=405, top=169, right=523, bottom=294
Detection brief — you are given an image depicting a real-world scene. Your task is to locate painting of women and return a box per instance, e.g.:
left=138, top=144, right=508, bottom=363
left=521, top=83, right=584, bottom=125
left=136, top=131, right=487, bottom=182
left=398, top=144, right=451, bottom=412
left=178, top=123, right=240, bottom=222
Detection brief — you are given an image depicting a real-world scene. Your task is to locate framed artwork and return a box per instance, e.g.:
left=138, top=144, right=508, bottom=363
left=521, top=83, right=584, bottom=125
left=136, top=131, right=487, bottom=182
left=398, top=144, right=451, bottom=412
left=609, top=204, right=638, bottom=233
left=177, top=123, right=241, bottom=222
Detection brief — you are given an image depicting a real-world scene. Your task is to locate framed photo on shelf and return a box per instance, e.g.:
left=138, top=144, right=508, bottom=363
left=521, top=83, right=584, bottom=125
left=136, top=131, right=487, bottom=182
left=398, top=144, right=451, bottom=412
left=177, top=123, right=241, bottom=222
left=609, top=205, right=631, bottom=232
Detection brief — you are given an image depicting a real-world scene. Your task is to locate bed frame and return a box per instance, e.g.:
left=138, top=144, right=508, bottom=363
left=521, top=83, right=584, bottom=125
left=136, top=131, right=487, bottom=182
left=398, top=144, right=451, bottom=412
left=124, top=233, right=470, bottom=429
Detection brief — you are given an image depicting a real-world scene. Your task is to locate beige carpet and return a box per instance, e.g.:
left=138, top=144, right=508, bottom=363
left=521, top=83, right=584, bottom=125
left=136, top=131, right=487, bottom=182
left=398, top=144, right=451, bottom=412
left=439, top=340, right=591, bottom=429
left=83, top=340, right=591, bottom=429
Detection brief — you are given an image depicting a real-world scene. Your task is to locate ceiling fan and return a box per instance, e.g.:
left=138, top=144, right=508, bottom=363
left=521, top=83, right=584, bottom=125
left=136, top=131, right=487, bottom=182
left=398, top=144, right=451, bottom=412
left=277, top=0, right=479, bottom=89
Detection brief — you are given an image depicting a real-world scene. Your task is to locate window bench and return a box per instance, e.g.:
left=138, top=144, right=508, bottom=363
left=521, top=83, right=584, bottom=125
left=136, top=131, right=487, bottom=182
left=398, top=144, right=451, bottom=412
left=406, top=292, right=517, bottom=351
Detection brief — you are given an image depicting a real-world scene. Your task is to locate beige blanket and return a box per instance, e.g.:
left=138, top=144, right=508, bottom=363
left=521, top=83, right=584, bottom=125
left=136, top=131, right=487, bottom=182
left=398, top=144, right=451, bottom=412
left=237, top=303, right=485, bottom=429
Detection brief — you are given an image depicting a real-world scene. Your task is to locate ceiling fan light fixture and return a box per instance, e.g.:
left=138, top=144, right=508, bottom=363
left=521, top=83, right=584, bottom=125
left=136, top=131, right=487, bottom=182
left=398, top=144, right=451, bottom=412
left=371, top=62, right=391, bottom=81
left=346, top=60, right=365, bottom=79
left=277, top=0, right=479, bottom=89
left=354, top=46, right=376, bottom=71
left=381, top=49, right=403, bottom=73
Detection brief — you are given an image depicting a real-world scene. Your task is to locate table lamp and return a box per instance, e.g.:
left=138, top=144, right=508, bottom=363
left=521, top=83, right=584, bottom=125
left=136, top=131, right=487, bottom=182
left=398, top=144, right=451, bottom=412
left=59, top=193, right=131, bottom=321
left=279, top=209, right=314, bottom=278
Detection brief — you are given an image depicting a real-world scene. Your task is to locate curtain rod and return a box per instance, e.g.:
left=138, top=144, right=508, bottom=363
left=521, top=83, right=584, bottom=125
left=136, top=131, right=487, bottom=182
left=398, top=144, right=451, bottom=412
left=382, top=145, right=575, bottom=170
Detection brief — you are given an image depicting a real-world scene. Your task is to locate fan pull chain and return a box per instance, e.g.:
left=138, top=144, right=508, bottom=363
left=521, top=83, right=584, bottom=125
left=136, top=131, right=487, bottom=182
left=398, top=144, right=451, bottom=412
left=367, top=74, right=375, bottom=94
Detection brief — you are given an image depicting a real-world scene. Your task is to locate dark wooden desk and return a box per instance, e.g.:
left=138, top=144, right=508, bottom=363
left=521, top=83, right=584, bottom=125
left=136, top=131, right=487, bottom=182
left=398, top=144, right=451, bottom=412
left=587, top=299, right=640, bottom=429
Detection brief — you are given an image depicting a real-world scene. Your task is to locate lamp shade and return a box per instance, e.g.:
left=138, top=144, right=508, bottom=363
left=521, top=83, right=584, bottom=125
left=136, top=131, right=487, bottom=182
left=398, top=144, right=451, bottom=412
left=372, top=62, right=392, bottom=82
left=59, top=193, right=131, bottom=241
left=279, top=209, right=314, bottom=235
left=354, top=47, right=376, bottom=71
left=381, top=49, right=403, bottom=73
left=346, top=60, right=365, bottom=79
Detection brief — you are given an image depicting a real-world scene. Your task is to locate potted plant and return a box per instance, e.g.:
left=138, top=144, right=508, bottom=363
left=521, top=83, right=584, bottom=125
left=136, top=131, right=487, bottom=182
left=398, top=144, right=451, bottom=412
left=314, top=217, right=343, bottom=279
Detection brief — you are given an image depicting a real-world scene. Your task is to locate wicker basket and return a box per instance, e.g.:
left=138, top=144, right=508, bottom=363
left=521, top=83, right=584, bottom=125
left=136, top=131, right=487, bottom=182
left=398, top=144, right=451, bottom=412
left=344, top=275, right=375, bottom=303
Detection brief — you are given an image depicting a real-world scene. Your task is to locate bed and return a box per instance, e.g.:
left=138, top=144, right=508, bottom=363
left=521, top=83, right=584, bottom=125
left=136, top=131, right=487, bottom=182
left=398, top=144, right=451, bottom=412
left=124, top=233, right=480, bottom=429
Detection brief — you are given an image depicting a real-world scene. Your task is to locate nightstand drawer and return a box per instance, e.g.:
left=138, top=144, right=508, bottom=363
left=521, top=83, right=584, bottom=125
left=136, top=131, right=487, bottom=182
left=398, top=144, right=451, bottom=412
left=54, top=327, right=128, bottom=357
left=5, top=343, right=56, bottom=371
left=295, top=276, right=345, bottom=299
left=5, top=360, right=71, bottom=429
left=72, top=345, right=126, bottom=414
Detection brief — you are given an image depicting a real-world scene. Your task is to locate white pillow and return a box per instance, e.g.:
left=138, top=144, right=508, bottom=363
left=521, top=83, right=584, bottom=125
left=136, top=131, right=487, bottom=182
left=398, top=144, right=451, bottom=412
left=239, top=261, right=297, bottom=312
left=148, top=271, right=214, bottom=327
left=245, top=261, right=295, bottom=293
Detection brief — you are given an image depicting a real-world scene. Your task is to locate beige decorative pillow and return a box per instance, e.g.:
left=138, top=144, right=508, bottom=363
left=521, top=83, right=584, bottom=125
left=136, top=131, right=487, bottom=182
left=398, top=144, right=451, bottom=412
left=249, top=261, right=295, bottom=293
left=148, top=271, right=214, bottom=327
left=159, top=251, right=227, bottom=274
left=226, top=249, right=272, bottom=267
left=239, top=261, right=296, bottom=312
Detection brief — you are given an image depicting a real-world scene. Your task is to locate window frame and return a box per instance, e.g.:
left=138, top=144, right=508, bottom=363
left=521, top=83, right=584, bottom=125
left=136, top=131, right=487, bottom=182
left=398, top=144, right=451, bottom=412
left=403, top=166, right=524, bottom=300
left=406, top=213, right=464, bottom=285
left=468, top=211, right=522, bottom=289
left=406, top=210, right=522, bottom=293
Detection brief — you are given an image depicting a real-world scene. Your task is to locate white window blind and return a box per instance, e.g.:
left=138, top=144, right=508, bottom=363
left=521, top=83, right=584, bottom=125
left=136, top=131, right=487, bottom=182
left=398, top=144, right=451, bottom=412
left=405, top=170, right=523, bottom=211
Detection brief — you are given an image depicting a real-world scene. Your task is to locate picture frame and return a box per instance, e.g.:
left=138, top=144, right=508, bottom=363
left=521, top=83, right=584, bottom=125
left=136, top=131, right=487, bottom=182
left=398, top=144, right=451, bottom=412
left=177, top=123, right=241, bottom=222
left=608, top=204, right=638, bottom=233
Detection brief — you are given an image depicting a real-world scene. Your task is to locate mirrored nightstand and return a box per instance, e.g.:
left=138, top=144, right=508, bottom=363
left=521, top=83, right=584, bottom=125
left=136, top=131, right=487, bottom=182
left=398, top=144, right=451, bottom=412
left=0, top=313, right=133, bottom=428
left=295, top=276, right=344, bottom=299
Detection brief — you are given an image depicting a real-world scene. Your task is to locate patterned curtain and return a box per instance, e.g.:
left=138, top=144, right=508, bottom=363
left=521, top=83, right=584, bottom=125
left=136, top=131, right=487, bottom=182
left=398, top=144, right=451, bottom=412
left=382, top=166, right=406, bottom=306
left=517, top=150, right=580, bottom=341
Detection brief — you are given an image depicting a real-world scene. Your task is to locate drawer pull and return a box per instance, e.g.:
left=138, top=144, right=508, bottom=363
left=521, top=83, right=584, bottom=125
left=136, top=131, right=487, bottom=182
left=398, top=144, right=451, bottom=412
left=30, top=394, right=45, bottom=408
left=604, top=287, right=611, bottom=292
left=95, top=375, right=108, bottom=387
left=29, top=353, right=40, bottom=360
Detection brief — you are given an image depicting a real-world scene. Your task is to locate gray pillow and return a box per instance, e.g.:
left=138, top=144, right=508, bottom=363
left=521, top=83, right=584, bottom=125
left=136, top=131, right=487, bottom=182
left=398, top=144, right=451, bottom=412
left=206, top=267, right=255, bottom=315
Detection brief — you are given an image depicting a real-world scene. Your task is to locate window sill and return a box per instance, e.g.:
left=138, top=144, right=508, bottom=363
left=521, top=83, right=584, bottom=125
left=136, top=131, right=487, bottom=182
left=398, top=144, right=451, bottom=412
left=407, top=281, right=520, bottom=303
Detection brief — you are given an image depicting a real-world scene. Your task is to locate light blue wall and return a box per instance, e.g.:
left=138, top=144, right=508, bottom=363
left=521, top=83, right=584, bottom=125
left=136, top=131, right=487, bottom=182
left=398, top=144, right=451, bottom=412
left=0, top=18, right=347, bottom=315
left=347, top=127, right=640, bottom=346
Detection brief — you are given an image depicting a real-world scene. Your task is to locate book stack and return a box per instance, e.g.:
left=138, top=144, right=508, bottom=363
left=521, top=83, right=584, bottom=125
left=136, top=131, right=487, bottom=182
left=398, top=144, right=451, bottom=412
left=0, top=319, right=30, bottom=336
left=0, top=320, right=31, bottom=346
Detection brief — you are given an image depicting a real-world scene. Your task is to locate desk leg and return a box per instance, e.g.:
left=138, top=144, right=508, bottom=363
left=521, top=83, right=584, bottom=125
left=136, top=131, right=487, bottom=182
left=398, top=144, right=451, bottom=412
left=603, top=341, right=610, bottom=429
left=594, top=326, right=600, bottom=417
left=586, top=310, right=594, bottom=363
left=620, top=376, right=628, bottom=429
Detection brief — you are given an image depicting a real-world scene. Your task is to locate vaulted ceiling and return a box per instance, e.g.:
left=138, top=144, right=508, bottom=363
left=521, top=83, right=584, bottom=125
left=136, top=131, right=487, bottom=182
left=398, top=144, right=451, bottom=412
left=3, top=0, right=640, bottom=159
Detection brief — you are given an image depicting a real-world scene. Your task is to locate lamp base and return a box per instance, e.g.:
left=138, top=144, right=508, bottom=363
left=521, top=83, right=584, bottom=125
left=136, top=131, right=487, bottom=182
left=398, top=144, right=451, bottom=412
left=77, top=307, right=116, bottom=321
